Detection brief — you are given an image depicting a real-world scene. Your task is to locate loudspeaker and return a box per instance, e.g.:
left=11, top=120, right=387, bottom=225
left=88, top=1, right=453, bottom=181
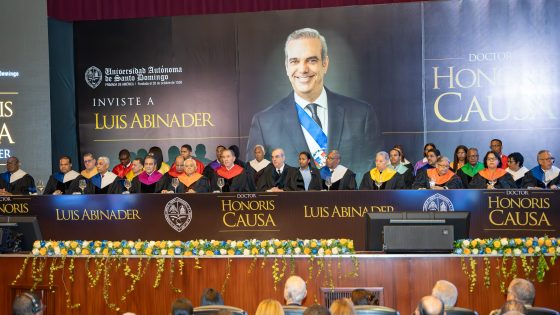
left=383, top=225, right=454, bottom=253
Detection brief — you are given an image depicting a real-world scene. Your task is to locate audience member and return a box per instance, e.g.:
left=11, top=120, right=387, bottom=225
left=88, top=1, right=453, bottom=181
left=249, top=145, right=271, bottom=184
left=457, top=148, right=484, bottom=188
left=229, top=145, right=247, bottom=169
left=84, top=156, right=123, bottom=194
left=256, top=299, right=285, bottom=315
left=285, top=151, right=322, bottom=191
left=12, top=292, right=44, bottom=315
left=210, top=149, right=250, bottom=192
left=507, top=278, right=535, bottom=307
left=200, top=288, right=224, bottom=306
left=125, top=157, right=144, bottom=181
left=414, top=296, right=444, bottom=315
left=130, top=155, right=163, bottom=193
left=160, top=155, right=186, bottom=193
left=505, top=152, right=528, bottom=188
left=284, top=275, right=307, bottom=306
left=170, top=297, right=193, bottom=315
left=257, top=148, right=298, bottom=192
left=329, top=298, right=355, bottom=315
left=416, top=148, right=440, bottom=175
left=451, top=145, right=468, bottom=172
left=177, top=144, right=204, bottom=175
left=44, top=155, right=79, bottom=195
left=392, top=144, right=411, bottom=165
left=431, top=280, right=458, bottom=308
left=413, top=156, right=462, bottom=190
left=149, top=146, right=169, bottom=174
left=490, top=139, right=508, bottom=169
left=80, top=152, right=98, bottom=179
left=500, top=300, right=527, bottom=315
left=203, top=145, right=226, bottom=179
left=413, top=143, right=437, bottom=175
left=178, top=158, right=211, bottom=193
left=469, top=151, right=516, bottom=189
left=320, top=151, right=357, bottom=190
left=351, top=289, right=375, bottom=306
left=388, top=148, right=414, bottom=188
left=360, top=151, right=405, bottom=190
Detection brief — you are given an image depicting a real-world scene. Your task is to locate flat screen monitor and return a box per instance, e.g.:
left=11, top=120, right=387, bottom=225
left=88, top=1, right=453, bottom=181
left=0, top=216, right=42, bottom=252
left=365, top=212, right=470, bottom=252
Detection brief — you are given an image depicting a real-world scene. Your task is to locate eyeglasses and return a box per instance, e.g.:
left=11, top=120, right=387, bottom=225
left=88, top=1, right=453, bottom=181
left=83, top=159, right=94, bottom=164
left=486, top=158, right=498, bottom=161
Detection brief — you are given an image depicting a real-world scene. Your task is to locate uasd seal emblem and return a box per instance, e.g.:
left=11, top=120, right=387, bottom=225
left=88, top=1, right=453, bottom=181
left=164, top=197, right=192, bottom=232
left=84, top=66, right=102, bottom=89
left=423, top=193, right=454, bottom=212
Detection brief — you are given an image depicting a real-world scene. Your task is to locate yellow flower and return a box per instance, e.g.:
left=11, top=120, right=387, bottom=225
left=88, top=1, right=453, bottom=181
left=228, top=249, right=235, bottom=255
left=340, top=239, right=347, bottom=245
left=113, top=241, right=121, bottom=248
left=39, top=248, right=47, bottom=256
left=251, top=248, right=259, bottom=255
left=237, top=242, right=243, bottom=248
left=146, top=248, right=153, bottom=256
left=174, top=240, right=182, bottom=247
left=321, top=240, right=327, bottom=246
left=167, top=249, right=175, bottom=256
left=193, top=240, right=199, bottom=247
left=158, top=242, right=167, bottom=249
left=348, top=241, right=354, bottom=249
left=545, top=239, right=552, bottom=247
left=311, top=241, right=317, bottom=248
left=277, top=248, right=285, bottom=255
left=212, top=240, right=220, bottom=246
left=135, top=242, right=142, bottom=250
left=463, top=248, right=471, bottom=255
left=261, top=241, right=268, bottom=247
left=102, top=248, right=109, bottom=256
left=548, top=247, right=555, bottom=254
left=185, top=251, right=192, bottom=256
left=70, top=241, right=79, bottom=249
left=479, top=239, right=486, bottom=245
left=470, top=240, right=478, bottom=247
left=206, top=250, right=214, bottom=256
left=123, top=248, right=130, bottom=255
left=493, top=241, right=501, bottom=248
left=82, top=249, right=90, bottom=255
left=528, top=247, right=534, bottom=254
left=304, top=248, right=311, bottom=255
left=538, top=238, right=545, bottom=246
left=525, top=240, right=533, bottom=247
left=485, top=247, right=492, bottom=254
left=291, top=241, right=297, bottom=247
left=325, top=249, right=332, bottom=255
left=504, top=248, right=512, bottom=255
left=274, top=240, right=281, bottom=247
left=94, top=240, right=102, bottom=247
left=61, top=248, right=68, bottom=256
left=514, top=238, right=522, bottom=245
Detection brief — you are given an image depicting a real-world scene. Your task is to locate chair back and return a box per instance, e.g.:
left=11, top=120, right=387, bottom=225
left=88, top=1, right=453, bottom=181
left=283, top=305, right=307, bottom=315
left=193, top=305, right=247, bottom=315
left=526, top=307, right=559, bottom=315
left=355, top=305, right=399, bottom=315
left=445, top=307, right=478, bottom=315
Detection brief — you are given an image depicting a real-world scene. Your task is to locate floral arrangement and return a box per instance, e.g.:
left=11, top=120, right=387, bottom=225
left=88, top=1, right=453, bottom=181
left=454, top=236, right=559, bottom=256
left=32, top=238, right=355, bottom=257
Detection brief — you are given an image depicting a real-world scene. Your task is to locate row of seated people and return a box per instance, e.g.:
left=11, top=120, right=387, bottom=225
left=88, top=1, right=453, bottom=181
left=0, top=141, right=558, bottom=195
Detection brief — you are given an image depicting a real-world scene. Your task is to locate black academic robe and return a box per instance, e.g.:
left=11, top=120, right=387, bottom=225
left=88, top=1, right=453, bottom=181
left=285, top=167, right=322, bottom=191
left=412, top=169, right=463, bottom=189
left=158, top=173, right=178, bottom=191
left=521, top=168, right=560, bottom=189
left=209, top=170, right=250, bottom=192
left=0, top=173, right=35, bottom=195
left=82, top=175, right=123, bottom=194
left=457, top=168, right=477, bottom=188
left=469, top=173, right=516, bottom=189
left=180, top=176, right=211, bottom=193
left=359, top=172, right=405, bottom=190
left=130, top=176, right=166, bottom=193
left=401, top=164, right=415, bottom=189
left=321, top=169, right=357, bottom=190
left=44, top=174, right=77, bottom=195
left=256, top=164, right=298, bottom=192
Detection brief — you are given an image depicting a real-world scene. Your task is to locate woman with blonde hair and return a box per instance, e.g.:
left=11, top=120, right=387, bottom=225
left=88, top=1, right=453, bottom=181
left=329, top=298, right=356, bottom=315
left=255, top=299, right=285, bottom=315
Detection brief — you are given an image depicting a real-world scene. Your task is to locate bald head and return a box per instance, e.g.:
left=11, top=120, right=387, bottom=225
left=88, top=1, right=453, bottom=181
left=507, top=278, right=535, bottom=306
left=415, top=296, right=444, bottom=315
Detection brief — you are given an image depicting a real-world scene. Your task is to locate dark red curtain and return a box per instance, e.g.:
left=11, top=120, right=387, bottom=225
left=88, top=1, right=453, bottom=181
left=47, top=0, right=419, bottom=21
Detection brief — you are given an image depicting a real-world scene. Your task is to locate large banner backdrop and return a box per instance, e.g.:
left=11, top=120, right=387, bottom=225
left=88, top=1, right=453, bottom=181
left=75, top=0, right=560, bottom=176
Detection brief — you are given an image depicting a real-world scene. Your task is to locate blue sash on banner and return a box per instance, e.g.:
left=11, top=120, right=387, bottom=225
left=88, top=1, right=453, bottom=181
left=295, top=104, right=328, bottom=150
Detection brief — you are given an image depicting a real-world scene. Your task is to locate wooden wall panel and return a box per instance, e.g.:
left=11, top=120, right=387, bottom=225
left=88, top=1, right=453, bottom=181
left=1, top=255, right=558, bottom=315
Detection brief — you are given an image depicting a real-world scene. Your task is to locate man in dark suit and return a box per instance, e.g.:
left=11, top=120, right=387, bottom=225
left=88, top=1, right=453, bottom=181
left=257, top=148, right=298, bottom=192
left=247, top=28, right=381, bottom=177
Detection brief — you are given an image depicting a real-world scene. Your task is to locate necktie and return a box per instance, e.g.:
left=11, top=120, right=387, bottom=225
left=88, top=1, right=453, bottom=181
left=306, top=103, right=322, bottom=129
left=277, top=169, right=282, bottom=175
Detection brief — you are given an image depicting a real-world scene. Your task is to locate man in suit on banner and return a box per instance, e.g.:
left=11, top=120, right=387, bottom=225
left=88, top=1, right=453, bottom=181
left=247, top=27, right=381, bottom=176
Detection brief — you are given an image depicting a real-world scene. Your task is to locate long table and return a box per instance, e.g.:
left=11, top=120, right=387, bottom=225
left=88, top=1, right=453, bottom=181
left=0, top=190, right=558, bottom=250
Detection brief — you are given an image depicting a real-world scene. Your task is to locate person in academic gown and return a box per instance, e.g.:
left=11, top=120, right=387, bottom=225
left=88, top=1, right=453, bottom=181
left=248, top=144, right=271, bottom=185
left=210, top=149, right=250, bottom=192
left=320, top=150, right=356, bottom=190
left=413, top=143, right=436, bottom=176
left=125, top=158, right=144, bottom=182
left=174, top=158, right=211, bottom=193
left=456, top=148, right=484, bottom=188
left=470, top=151, right=516, bottom=189
left=521, top=150, right=560, bottom=189
left=387, top=148, right=414, bottom=189
left=360, top=151, right=405, bottom=190
left=412, top=156, right=463, bottom=189
left=81, top=156, right=123, bottom=194
left=505, top=152, right=529, bottom=188
left=203, top=145, right=226, bottom=179
left=44, top=155, right=80, bottom=195
left=0, top=157, right=36, bottom=195
left=159, top=156, right=185, bottom=193
left=130, top=155, right=163, bottom=193
left=170, top=144, right=204, bottom=175
left=285, top=151, right=322, bottom=191
left=112, top=149, right=133, bottom=178
left=257, top=148, right=299, bottom=192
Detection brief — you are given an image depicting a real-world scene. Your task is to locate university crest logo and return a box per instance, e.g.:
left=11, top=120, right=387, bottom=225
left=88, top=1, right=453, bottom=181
left=164, top=197, right=193, bottom=232
left=85, top=66, right=102, bottom=89
left=422, top=193, right=454, bottom=212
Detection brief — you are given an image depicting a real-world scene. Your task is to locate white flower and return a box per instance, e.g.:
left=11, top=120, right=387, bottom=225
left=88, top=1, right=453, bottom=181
left=557, top=246, right=560, bottom=253
left=268, top=247, right=275, bottom=254
left=462, top=240, right=470, bottom=247
left=54, top=247, right=61, bottom=255
left=243, top=249, right=250, bottom=255
left=46, top=241, right=52, bottom=248
left=303, top=240, right=310, bottom=246
left=231, top=241, right=237, bottom=248
left=33, top=241, right=40, bottom=248
left=500, top=238, right=508, bottom=246
left=251, top=239, right=257, bottom=245
left=83, top=241, right=90, bottom=247
left=513, top=248, right=522, bottom=256
left=148, top=241, right=155, bottom=248
left=198, top=250, right=204, bottom=256
left=117, top=248, right=123, bottom=254
left=491, top=250, right=498, bottom=255
left=64, top=241, right=71, bottom=247
left=472, top=249, right=479, bottom=255
left=108, top=241, right=113, bottom=249
left=327, top=240, right=333, bottom=246
left=220, top=249, right=227, bottom=255
left=167, top=241, right=173, bottom=247
left=318, top=248, right=325, bottom=256
left=294, top=247, right=301, bottom=254
left=128, top=241, right=135, bottom=247
left=32, top=248, right=39, bottom=255
left=332, top=247, right=339, bottom=255
left=535, top=246, right=541, bottom=253
left=76, top=248, right=82, bottom=254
